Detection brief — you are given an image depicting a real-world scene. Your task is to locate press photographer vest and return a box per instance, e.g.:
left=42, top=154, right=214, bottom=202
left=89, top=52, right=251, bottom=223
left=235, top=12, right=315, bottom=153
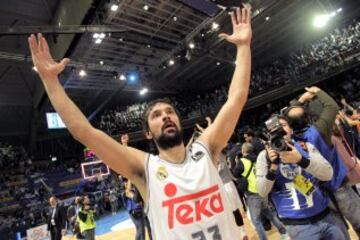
left=240, top=158, right=257, bottom=194
left=77, top=209, right=96, bottom=233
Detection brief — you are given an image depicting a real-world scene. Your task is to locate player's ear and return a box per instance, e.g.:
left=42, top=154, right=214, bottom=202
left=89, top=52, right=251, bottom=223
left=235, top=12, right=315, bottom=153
left=145, top=130, right=153, bottom=140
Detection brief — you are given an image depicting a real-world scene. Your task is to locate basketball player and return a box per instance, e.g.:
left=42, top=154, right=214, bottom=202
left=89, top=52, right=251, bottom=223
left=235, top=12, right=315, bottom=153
left=28, top=6, right=252, bottom=240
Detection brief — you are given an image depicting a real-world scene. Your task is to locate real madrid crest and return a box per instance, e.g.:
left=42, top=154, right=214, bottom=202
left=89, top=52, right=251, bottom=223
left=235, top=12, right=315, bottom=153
left=279, top=163, right=301, bottom=180
left=156, top=166, right=168, bottom=181
left=191, top=151, right=205, bottom=162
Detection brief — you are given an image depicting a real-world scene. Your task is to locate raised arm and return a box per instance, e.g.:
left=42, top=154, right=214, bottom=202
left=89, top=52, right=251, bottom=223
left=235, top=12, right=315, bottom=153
left=28, top=34, right=147, bottom=194
left=199, top=6, right=252, bottom=156
left=299, top=87, right=339, bottom=146
left=341, top=98, right=355, bottom=112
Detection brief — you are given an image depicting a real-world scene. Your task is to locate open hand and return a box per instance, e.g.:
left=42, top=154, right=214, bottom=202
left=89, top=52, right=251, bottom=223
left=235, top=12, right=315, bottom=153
left=305, top=86, right=321, bottom=94
left=298, top=86, right=320, bottom=103
left=28, top=33, right=70, bottom=80
left=218, top=6, right=252, bottom=47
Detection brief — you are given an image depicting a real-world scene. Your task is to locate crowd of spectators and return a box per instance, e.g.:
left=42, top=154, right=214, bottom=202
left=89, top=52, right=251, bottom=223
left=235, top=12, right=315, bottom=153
left=97, top=19, right=360, bottom=135
left=0, top=143, right=50, bottom=238
left=0, top=142, right=88, bottom=239
left=0, top=140, right=131, bottom=239
left=1, top=14, right=360, bottom=240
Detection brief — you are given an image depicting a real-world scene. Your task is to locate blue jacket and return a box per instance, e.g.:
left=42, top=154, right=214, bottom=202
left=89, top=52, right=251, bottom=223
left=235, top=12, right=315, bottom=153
left=294, top=126, right=348, bottom=191
left=271, top=142, right=329, bottom=219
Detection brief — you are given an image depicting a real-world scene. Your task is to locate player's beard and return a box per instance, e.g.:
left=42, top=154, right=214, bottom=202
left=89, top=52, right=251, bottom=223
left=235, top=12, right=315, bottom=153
left=154, top=125, right=183, bottom=150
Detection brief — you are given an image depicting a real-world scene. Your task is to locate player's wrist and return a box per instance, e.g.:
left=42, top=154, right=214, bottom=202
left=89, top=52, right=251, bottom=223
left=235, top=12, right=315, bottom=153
left=235, top=43, right=251, bottom=50
left=42, top=77, right=61, bottom=92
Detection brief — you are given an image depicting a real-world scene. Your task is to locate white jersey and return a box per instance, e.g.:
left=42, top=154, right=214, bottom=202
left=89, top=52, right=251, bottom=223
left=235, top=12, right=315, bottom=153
left=145, top=141, right=240, bottom=240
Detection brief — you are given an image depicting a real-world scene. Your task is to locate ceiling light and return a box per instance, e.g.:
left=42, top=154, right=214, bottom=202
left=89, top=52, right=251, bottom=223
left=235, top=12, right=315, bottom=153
left=119, top=38, right=123, bottom=42
left=143, top=5, right=149, bottom=11
left=313, top=14, right=330, bottom=28
left=265, top=16, right=270, bottom=21
left=110, top=4, right=119, bottom=12
left=188, top=42, right=195, bottom=49
left=147, top=44, right=151, bottom=48
left=99, top=33, right=106, bottom=39
left=168, top=59, right=175, bottom=66
left=216, top=62, right=221, bottom=66
left=119, top=74, right=126, bottom=81
left=93, top=33, right=100, bottom=39
left=128, top=72, right=139, bottom=83
left=79, top=69, right=87, bottom=77
left=95, top=38, right=102, bottom=44
left=99, top=61, right=104, bottom=65
left=211, top=22, right=219, bottom=31
left=139, top=88, right=148, bottom=95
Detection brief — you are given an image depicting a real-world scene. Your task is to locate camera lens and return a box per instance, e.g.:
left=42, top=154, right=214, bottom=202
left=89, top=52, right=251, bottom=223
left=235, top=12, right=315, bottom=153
left=271, top=137, right=287, bottom=152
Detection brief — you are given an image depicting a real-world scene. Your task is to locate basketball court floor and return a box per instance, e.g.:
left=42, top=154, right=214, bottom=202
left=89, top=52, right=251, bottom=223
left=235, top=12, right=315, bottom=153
left=63, top=210, right=357, bottom=240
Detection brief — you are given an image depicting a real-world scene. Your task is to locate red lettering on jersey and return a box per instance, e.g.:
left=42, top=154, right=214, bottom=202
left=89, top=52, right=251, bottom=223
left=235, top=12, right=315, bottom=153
left=195, top=198, right=213, bottom=221
left=162, top=184, right=224, bottom=229
left=176, top=204, right=193, bottom=225
left=210, top=192, right=224, bottom=212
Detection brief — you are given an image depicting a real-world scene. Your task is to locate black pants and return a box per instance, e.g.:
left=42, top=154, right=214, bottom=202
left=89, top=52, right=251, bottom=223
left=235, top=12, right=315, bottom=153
left=129, top=212, right=145, bottom=240
left=50, top=226, right=62, bottom=240
left=145, top=216, right=153, bottom=240
left=82, top=228, right=95, bottom=240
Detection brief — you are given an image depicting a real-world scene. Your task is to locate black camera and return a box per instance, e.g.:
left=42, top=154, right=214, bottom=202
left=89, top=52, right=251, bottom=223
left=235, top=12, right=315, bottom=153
left=264, top=116, right=290, bottom=152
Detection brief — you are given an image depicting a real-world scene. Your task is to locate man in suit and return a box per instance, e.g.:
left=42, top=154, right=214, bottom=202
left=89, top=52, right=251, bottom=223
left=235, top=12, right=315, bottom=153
left=47, top=196, right=66, bottom=240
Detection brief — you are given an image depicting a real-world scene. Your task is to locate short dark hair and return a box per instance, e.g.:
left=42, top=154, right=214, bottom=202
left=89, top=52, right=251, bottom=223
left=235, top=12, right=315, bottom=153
left=141, top=98, right=180, bottom=132
left=244, top=129, right=254, bottom=137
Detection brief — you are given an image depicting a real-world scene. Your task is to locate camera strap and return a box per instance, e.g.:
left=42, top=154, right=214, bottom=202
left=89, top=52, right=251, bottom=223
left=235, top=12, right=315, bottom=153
left=339, top=126, right=359, bottom=170
left=245, top=161, right=254, bottom=179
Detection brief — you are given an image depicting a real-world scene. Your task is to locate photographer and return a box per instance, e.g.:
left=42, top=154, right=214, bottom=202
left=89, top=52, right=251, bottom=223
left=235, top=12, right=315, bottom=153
left=77, top=196, right=96, bottom=240
left=235, top=143, right=287, bottom=240
left=256, top=116, right=345, bottom=240
left=285, top=87, right=360, bottom=237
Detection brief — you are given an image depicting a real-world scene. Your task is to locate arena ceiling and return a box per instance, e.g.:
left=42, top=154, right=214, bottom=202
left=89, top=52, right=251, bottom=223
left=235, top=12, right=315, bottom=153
left=0, top=0, right=359, bottom=143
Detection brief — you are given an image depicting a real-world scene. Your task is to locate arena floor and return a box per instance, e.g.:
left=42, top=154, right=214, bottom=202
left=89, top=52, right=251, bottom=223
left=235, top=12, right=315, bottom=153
left=62, top=210, right=357, bottom=240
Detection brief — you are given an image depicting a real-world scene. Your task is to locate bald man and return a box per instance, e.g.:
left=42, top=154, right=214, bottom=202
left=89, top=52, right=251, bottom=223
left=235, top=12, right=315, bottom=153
left=47, top=196, right=66, bottom=240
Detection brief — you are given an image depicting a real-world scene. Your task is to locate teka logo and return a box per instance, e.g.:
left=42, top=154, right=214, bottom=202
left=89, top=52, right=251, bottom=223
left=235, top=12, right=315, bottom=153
left=162, top=183, right=224, bottom=229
